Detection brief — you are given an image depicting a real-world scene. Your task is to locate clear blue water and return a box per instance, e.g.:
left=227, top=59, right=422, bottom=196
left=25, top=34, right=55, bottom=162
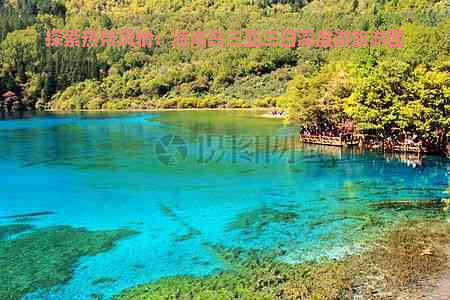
left=0, top=111, right=448, bottom=299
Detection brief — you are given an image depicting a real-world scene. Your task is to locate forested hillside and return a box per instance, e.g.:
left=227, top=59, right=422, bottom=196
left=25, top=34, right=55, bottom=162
left=0, top=0, right=449, bottom=147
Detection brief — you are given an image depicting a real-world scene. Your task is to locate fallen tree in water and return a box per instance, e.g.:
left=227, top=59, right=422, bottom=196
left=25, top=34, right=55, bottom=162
left=368, top=199, right=446, bottom=210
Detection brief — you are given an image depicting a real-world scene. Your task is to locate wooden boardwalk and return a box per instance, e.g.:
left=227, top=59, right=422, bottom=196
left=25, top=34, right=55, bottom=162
left=299, top=134, right=433, bottom=154
left=299, top=134, right=358, bottom=147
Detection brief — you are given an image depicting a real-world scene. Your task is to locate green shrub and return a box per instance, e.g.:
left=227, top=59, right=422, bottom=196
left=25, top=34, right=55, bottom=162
left=176, top=97, right=199, bottom=108
left=198, top=96, right=225, bottom=108
left=253, top=97, right=274, bottom=108
left=87, top=98, right=107, bottom=110
left=158, top=98, right=179, bottom=109
left=34, top=99, right=47, bottom=111
left=226, top=100, right=251, bottom=108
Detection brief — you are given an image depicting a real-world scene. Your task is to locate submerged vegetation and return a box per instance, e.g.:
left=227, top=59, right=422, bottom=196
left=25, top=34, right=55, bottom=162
left=114, top=217, right=450, bottom=300
left=0, top=223, right=33, bottom=240
left=226, top=206, right=298, bottom=233
left=113, top=191, right=450, bottom=299
left=0, top=225, right=137, bottom=299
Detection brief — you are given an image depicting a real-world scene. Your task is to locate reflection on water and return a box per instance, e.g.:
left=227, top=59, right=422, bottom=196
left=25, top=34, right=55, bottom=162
left=384, top=151, right=424, bottom=168
left=0, top=111, right=448, bottom=299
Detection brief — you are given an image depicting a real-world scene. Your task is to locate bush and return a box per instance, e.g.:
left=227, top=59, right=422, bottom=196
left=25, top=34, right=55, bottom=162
left=52, top=80, right=102, bottom=110
left=226, top=99, right=251, bottom=108
left=198, top=96, right=226, bottom=108
left=157, top=98, right=179, bottom=109
left=86, top=98, right=107, bottom=110
left=34, top=99, right=47, bottom=111
left=102, top=100, right=133, bottom=110
left=176, top=97, right=199, bottom=108
left=253, top=97, right=273, bottom=107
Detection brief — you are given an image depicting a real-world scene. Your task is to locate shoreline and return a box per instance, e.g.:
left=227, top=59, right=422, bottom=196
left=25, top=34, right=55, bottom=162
left=39, top=108, right=285, bottom=120
left=3, top=109, right=448, bottom=156
left=43, top=107, right=274, bottom=113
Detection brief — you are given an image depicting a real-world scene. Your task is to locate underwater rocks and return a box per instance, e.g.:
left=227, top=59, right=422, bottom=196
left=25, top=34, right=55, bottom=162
left=0, top=225, right=137, bottom=299
left=0, top=224, right=33, bottom=240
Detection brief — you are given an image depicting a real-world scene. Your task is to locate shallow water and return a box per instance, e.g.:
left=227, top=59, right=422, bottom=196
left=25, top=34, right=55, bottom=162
left=0, top=111, right=448, bottom=299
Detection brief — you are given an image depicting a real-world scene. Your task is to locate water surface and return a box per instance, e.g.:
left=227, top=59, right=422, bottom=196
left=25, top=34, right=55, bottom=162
left=0, top=111, right=448, bottom=299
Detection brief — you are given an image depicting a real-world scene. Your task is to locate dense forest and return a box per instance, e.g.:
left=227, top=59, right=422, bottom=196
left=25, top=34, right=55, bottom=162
left=0, top=0, right=449, bottom=148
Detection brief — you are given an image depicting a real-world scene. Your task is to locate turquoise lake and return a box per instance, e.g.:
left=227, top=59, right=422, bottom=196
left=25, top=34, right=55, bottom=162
left=0, top=111, right=448, bottom=299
